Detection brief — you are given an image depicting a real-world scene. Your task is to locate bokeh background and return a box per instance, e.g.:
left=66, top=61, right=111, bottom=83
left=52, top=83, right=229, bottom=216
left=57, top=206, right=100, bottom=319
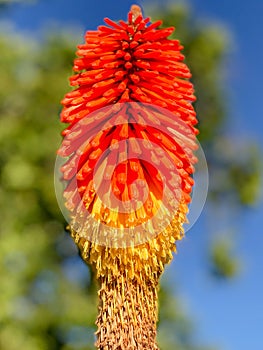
left=0, top=0, right=262, bottom=349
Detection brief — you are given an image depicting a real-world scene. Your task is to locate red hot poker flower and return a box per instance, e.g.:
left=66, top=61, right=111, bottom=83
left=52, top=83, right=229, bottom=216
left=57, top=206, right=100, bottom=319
left=57, top=5, right=198, bottom=350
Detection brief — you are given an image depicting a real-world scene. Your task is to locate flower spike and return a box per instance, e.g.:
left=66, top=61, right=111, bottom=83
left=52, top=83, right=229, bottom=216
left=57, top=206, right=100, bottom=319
left=57, top=4, right=199, bottom=350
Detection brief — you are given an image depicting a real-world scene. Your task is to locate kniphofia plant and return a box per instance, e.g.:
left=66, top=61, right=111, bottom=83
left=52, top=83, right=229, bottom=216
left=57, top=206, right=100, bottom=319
left=57, top=5, right=198, bottom=349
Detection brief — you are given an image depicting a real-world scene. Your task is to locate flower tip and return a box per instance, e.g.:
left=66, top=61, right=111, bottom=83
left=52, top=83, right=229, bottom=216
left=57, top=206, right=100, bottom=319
left=130, top=4, right=142, bottom=20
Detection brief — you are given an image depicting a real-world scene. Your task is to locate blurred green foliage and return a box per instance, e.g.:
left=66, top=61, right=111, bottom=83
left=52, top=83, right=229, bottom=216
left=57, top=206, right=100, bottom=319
left=0, top=2, right=261, bottom=350
left=0, top=30, right=98, bottom=350
left=0, top=0, right=34, bottom=4
left=209, top=236, right=240, bottom=279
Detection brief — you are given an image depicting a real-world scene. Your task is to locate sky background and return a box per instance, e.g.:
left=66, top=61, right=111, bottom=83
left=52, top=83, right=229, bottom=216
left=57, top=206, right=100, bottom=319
left=1, top=1, right=263, bottom=349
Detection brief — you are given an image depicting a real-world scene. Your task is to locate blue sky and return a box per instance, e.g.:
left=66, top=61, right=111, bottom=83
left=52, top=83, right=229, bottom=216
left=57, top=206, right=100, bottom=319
left=2, top=1, right=263, bottom=349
